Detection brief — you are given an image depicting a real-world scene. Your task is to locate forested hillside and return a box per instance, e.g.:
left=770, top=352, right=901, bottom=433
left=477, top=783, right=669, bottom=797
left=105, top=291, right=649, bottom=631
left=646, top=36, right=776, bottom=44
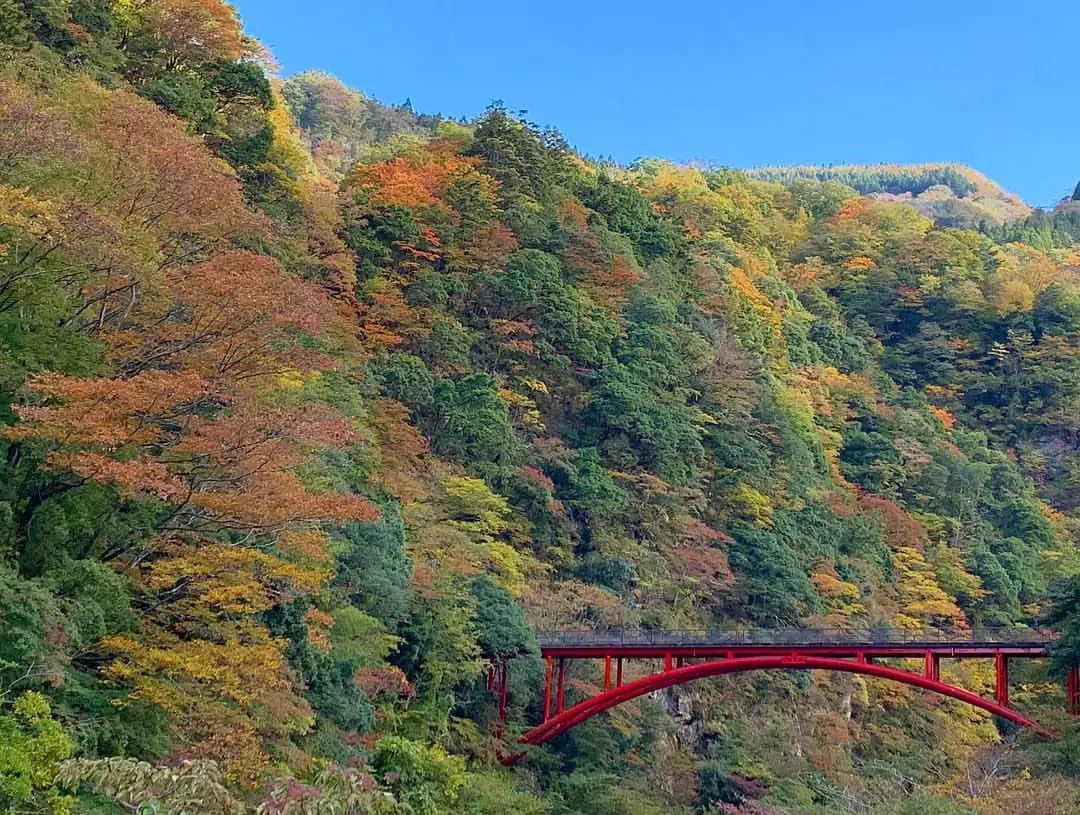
left=749, top=165, right=1031, bottom=230
left=1, top=3, right=1080, bottom=814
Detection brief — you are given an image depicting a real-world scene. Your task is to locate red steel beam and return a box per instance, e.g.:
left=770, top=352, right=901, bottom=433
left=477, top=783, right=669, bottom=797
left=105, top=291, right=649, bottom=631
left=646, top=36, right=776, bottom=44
left=505, top=655, right=1051, bottom=764
left=542, top=656, right=553, bottom=722
left=555, top=658, right=566, bottom=715
left=924, top=651, right=940, bottom=681
left=995, top=653, right=1009, bottom=707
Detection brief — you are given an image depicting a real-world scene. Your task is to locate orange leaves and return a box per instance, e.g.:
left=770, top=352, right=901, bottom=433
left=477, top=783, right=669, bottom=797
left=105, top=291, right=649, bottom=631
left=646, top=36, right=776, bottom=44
left=456, top=221, right=519, bottom=270
left=353, top=666, right=414, bottom=702
left=810, top=565, right=866, bottom=621
left=522, top=578, right=631, bottom=629
left=857, top=494, right=928, bottom=553
left=489, top=319, right=539, bottom=358
left=97, top=249, right=357, bottom=384
left=0, top=80, right=79, bottom=171
left=556, top=199, right=591, bottom=232
left=9, top=369, right=209, bottom=447
left=555, top=198, right=641, bottom=307
left=304, top=608, right=335, bottom=653
left=348, top=150, right=483, bottom=213
left=177, top=403, right=362, bottom=471
left=12, top=370, right=380, bottom=530
left=351, top=157, right=442, bottom=210
left=361, top=290, right=430, bottom=350
left=929, top=405, right=956, bottom=430
left=668, top=518, right=733, bottom=602
left=58, top=453, right=186, bottom=501
left=367, top=398, right=430, bottom=501
left=169, top=250, right=328, bottom=333
left=844, top=255, right=877, bottom=271
left=190, top=470, right=379, bottom=530
left=94, top=90, right=264, bottom=246
left=133, top=0, right=245, bottom=67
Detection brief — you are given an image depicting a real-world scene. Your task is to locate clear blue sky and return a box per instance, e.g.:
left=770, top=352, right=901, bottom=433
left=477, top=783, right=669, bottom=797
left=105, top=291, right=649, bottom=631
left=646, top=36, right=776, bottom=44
left=234, top=1, right=1080, bottom=206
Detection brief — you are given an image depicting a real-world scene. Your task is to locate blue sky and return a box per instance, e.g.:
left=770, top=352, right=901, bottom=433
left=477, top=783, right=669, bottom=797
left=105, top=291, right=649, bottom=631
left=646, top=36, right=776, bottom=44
left=234, top=1, right=1080, bottom=206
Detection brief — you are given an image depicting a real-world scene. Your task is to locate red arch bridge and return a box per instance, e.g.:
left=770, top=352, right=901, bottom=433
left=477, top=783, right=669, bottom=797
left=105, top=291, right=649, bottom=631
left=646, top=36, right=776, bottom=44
left=486, top=628, right=1079, bottom=765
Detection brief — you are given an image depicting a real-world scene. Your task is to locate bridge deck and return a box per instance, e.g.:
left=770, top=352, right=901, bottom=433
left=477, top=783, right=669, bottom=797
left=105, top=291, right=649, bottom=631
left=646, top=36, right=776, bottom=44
left=537, top=628, right=1052, bottom=659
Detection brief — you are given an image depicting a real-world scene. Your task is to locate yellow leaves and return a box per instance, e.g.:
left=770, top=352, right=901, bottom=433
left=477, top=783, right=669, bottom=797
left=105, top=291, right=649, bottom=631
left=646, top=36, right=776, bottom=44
left=994, top=278, right=1035, bottom=315
left=811, top=568, right=866, bottom=618
left=0, top=185, right=61, bottom=238
left=520, top=377, right=549, bottom=395
left=408, top=471, right=543, bottom=597
left=928, top=541, right=987, bottom=605
left=893, top=545, right=967, bottom=630
left=484, top=541, right=526, bottom=598
left=275, top=370, right=307, bottom=391
left=498, top=387, right=544, bottom=429
left=990, top=243, right=1063, bottom=315
left=442, top=475, right=510, bottom=542
left=266, top=87, right=315, bottom=180
left=144, top=541, right=329, bottom=615
left=103, top=631, right=294, bottom=709
left=724, top=483, right=775, bottom=528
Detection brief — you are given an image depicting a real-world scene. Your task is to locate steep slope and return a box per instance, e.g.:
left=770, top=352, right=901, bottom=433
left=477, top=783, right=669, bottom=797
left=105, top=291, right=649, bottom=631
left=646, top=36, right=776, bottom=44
left=0, top=6, right=1079, bottom=815
left=281, top=70, right=442, bottom=177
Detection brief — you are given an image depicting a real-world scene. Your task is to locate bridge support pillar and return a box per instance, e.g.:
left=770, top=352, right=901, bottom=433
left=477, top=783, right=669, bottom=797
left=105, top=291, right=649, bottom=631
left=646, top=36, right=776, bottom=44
left=924, top=652, right=939, bottom=682
left=603, top=655, right=612, bottom=691
left=616, top=657, right=623, bottom=688
left=556, top=659, right=566, bottom=715
left=543, top=656, right=553, bottom=722
left=1067, top=665, right=1080, bottom=716
left=994, top=653, right=1009, bottom=707
left=664, top=652, right=674, bottom=672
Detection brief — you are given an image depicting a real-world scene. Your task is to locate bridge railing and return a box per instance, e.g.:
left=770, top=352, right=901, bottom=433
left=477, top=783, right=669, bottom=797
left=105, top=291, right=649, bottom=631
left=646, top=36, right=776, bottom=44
left=536, top=626, right=1055, bottom=648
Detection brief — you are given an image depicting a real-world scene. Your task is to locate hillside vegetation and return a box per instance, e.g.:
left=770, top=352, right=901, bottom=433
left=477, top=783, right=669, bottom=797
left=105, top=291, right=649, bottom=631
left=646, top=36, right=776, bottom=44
left=750, top=164, right=1032, bottom=229
left=1, top=3, right=1079, bottom=814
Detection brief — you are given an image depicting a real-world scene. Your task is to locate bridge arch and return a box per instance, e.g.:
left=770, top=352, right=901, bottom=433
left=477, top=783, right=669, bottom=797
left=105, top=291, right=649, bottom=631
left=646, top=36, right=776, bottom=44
left=508, top=655, right=1048, bottom=763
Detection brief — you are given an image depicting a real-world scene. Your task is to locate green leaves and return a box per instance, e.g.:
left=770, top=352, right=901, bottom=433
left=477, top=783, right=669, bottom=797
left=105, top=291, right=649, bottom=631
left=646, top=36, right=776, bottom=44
left=0, top=692, right=73, bottom=815
left=431, top=374, right=521, bottom=471
left=1045, top=575, right=1080, bottom=678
